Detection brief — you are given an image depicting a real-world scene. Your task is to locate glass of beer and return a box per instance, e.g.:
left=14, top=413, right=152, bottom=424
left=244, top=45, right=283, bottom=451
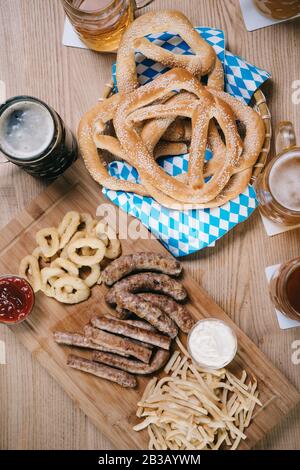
left=0, top=96, right=77, bottom=180
left=61, top=0, right=154, bottom=53
left=269, top=258, right=300, bottom=321
left=253, top=0, right=300, bottom=20
left=255, top=121, right=300, bottom=225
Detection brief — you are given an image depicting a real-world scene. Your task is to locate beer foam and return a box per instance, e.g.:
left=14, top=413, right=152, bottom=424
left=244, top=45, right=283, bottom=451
left=269, top=151, right=300, bottom=212
left=0, top=100, right=54, bottom=160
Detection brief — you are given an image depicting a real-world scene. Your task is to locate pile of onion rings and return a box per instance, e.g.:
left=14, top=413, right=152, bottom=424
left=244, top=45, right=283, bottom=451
left=19, top=211, right=121, bottom=304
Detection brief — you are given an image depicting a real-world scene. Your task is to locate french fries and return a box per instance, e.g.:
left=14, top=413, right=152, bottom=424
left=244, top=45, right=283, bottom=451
left=134, top=339, right=262, bottom=450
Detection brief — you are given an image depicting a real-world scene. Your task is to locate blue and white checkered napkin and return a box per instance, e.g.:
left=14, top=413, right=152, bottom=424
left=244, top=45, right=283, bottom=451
left=102, top=28, right=270, bottom=257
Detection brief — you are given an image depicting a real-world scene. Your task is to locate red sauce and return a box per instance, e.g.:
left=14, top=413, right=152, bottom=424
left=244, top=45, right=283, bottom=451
left=0, top=276, right=34, bottom=324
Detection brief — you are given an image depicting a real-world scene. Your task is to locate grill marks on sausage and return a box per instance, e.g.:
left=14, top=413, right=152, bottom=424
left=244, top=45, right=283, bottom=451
left=102, top=252, right=182, bottom=286
left=106, top=272, right=187, bottom=305
left=91, top=315, right=171, bottom=350
left=67, top=354, right=137, bottom=388
left=92, top=349, right=170, bottom=375
left=54, top=256, right=191, bottom=387
left=54, top=331, right=130, bottom=357
left=115, top=291, right=178, bottom=338
left=84, top=325, right=152, bottom=363
left=136, top=293, right=195, bottom=333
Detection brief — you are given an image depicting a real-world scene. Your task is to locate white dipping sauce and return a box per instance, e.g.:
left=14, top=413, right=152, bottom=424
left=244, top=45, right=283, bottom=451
left=188, top=319, right=237, bottom=369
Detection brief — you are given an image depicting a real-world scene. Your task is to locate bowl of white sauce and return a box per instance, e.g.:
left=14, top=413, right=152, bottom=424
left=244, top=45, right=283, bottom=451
left=187, top=318, right=237, bottom=370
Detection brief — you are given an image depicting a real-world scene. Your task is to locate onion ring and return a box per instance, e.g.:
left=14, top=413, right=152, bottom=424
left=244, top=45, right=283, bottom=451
left=52, top=275, right=90, bottom=304
left=36, top=227, right=60, bottom=258
left=19, top=254, right=41, bottom=292
left=67, top=237, right=106, bottom=266
left=58, top=211, right=81, bottom=249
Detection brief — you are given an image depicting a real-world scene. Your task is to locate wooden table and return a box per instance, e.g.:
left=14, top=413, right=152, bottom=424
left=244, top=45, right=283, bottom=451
left=0, top=0, right=299, bottom=450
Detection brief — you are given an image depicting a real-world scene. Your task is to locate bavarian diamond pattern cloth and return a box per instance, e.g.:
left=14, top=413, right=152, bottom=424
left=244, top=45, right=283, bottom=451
left=103, top=27, right=271, bottom=257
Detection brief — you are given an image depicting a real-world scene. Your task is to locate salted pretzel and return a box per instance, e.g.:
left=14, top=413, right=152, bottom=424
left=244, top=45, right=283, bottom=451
left=116, top=10, right=216, bottom=94
left=130, top=88, right=265, bottom=209
left=114, top=68, right=243, bottom=204
left=78, top=10, right=265, bottom=209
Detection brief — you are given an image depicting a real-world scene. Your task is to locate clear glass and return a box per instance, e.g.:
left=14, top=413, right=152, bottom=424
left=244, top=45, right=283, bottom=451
left=187, top=318, right=238, bottom=370
left=255, top=121, right=300, bottom=225
left=253, top=0, right=300, bottom=19
left=269, top=258, right=300, bottom=321
left=61, top=0, right=135, bottom=52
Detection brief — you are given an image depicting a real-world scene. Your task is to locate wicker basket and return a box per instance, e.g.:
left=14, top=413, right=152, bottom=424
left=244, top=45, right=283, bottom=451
left=99, top=80, right=272, bottom=184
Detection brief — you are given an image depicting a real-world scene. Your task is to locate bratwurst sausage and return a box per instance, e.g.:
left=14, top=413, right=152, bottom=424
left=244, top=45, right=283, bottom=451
left=106, top=273, right=187, bottom=306
left=84, top=325, right=152, bottom=363
left=115, top=291, right=178, bottom=338
left=67, top=354, right=136, bottom=388
left=137, top=293, right=195, bottom=333
left=102, top=252, right=182, bottom=286
left=90, top=315, right=171, bottom=350
left=92, top=349, right=170, bottom=375
left=54, top=331, right=130, bottom=357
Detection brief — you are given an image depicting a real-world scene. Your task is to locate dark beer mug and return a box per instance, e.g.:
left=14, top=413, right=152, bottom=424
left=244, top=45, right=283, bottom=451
left=0, top=96, right=77, bottom=179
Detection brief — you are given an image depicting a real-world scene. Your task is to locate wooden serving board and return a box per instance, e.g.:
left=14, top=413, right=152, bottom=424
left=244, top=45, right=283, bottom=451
left=0, top=163, right=299, bottom=450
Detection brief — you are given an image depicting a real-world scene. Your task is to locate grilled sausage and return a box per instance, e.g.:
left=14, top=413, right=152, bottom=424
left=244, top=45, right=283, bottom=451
left=84, top=325, right=152, bottom=363
left=90, top=315, right=171, bottom=350
left=102, top=252, right=182, bottom=286
left=54, top=331, right=130, bottom=357
left=92, top=349, right=170, bottom=375
left=137, top=293, right=195, bottom=333
left=67, top=354, right=136, bottom=388
left=106, top=273, right=187, bottom=306
left=115, top=291, right=178, bottom=338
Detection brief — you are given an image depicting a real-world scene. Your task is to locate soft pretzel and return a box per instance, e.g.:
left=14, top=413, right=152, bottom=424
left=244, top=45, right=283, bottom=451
left=114, top=68, right=242, bottom=204
left=78, top=10, right=265, bottom=210
left=78, top=94, right=142, bottom=193
left=116, top=10, right=216, bottom=94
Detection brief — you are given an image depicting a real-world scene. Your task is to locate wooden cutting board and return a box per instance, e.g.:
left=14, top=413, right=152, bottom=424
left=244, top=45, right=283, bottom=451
left=0, top=163, right=299, bottom=450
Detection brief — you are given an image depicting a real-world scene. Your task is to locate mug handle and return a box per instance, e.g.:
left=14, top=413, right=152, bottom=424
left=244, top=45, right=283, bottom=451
left=275, top=121, right=297, bottom=155
left=134, top=0, right=155, bottom=10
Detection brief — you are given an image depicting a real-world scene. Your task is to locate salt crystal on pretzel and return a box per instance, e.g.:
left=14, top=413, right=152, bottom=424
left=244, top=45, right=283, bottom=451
left=116, top=10, right=217, bottom=94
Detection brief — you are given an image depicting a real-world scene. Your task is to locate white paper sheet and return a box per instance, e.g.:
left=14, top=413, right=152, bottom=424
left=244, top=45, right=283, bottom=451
left=240, top=0, right=300, bottom=32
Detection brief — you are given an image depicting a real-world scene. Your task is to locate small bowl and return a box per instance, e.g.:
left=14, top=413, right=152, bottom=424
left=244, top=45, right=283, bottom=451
left=0, top=275, right=35, bottom=325
left=187, top=318, right=238, bottom=370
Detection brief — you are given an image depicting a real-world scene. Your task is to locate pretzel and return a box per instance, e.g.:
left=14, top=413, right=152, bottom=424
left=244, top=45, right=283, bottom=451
left=78, top=94, right=150, bottom=195
left=116, top=10, right=216, bottom=94
left=114, top=69, right=243, bottom=204
left=78, top=10, right=265, bottom=209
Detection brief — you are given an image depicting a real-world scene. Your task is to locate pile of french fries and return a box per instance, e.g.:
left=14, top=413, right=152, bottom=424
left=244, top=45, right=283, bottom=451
left=134, top=338, right=262, bottom=450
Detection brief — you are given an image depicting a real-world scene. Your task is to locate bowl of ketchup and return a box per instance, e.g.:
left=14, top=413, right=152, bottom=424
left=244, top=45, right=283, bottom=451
left=0, top=275, right=35, bottom=324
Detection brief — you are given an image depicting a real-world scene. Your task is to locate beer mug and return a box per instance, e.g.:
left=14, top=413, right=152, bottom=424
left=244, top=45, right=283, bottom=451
left=0, top=96, right=77, bottom=180
left=255, top=121, right=300, bottom=225
left=61, top=0, right=155, bottom=52
left=253, top=0, right=300, bottom=20
left=269, top=257, right=300, bottom=320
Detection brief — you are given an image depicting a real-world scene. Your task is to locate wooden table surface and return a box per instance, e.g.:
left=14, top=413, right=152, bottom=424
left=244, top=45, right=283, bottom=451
left=0, top=0, right=299, bottom=450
